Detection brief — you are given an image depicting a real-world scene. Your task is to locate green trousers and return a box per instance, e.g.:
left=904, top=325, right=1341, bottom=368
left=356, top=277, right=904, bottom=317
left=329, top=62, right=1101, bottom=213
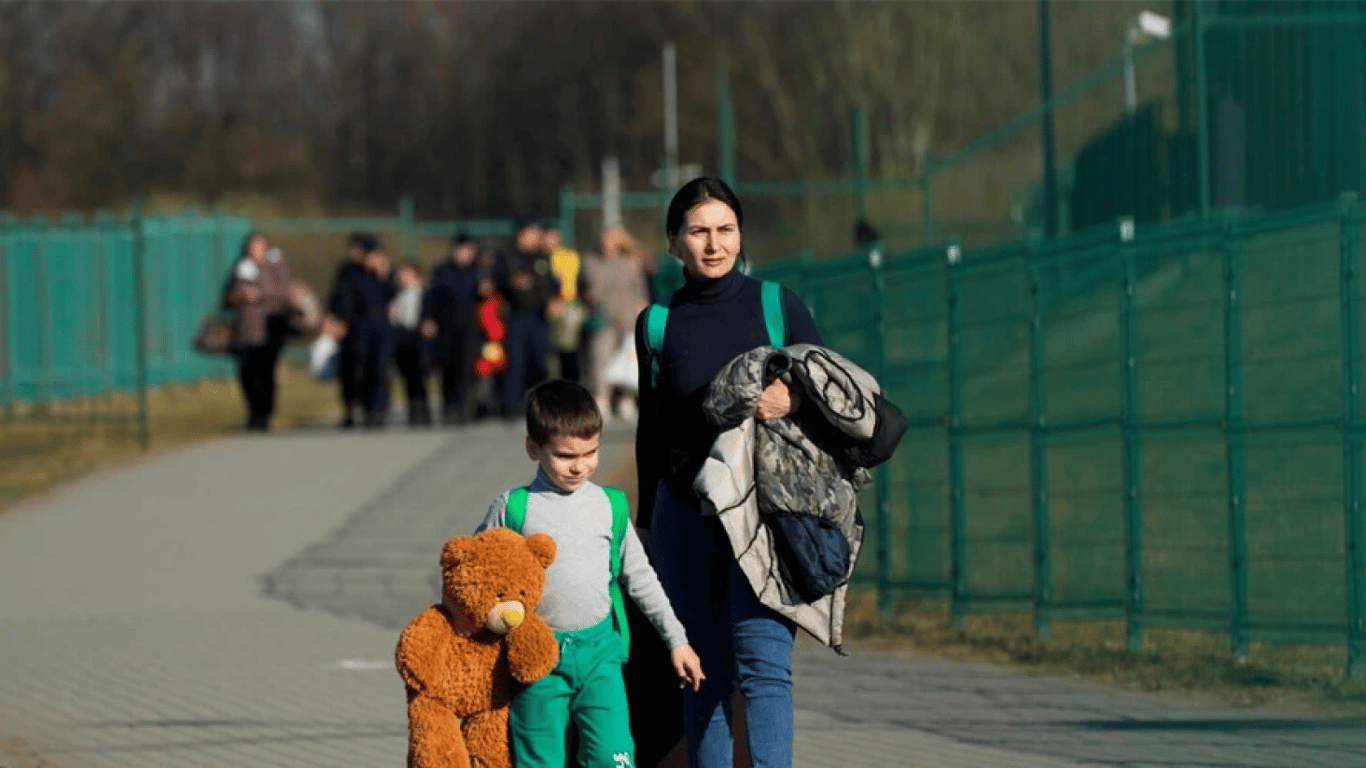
left=511, top=615, right=634, bottom=768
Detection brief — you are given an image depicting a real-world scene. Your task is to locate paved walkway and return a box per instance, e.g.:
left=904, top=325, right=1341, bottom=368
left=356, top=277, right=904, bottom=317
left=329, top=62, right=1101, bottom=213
left=1, top=421, right=1364, bottom=767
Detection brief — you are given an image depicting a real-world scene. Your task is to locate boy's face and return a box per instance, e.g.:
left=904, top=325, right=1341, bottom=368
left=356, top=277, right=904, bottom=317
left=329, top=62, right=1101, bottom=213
left=398, top=265, right=421, bottom=288
left=525, top=432, right=600, bottom=493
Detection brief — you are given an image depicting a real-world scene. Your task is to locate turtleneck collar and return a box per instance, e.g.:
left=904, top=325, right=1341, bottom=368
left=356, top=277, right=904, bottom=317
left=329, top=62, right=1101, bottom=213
left=676, top=266, right=747, bottom=306
left=529, top=465, right=590, bottom=497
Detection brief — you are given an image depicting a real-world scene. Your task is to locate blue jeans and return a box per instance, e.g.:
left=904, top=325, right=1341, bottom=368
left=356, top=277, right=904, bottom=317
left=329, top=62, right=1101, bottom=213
left=648, top=481, right=795, bottom=768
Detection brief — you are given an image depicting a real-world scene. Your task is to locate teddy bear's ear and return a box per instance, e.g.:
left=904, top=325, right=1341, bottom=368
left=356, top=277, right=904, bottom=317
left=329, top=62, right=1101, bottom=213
left=525, top=533, right=556, bottom=568
left=439, top=536, right=472, bottom=570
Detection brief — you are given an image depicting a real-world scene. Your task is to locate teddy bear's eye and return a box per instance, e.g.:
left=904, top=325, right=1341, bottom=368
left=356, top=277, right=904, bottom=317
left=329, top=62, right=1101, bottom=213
left=519, top=589, right=526, bottom=598
left=496, top=591, right=504, bottom=599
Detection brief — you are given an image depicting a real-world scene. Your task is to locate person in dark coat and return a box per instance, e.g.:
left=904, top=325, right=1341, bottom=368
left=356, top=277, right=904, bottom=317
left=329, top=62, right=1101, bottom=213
left=327, top=233, right=376, bottom=428
left=421, top=232, right=483, bottom=424
left=351, top=242, right=399, bottom=428
left=495, top=216, right=559, bottom=417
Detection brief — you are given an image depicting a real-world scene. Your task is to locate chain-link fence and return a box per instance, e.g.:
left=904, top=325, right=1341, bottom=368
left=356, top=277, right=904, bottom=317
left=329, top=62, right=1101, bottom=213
left=757, top=193, right=1366, bottom=675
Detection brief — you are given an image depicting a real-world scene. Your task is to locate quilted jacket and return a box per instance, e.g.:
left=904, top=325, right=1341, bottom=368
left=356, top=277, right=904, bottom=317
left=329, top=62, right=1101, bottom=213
left=693, top=344, right=907, bottom=652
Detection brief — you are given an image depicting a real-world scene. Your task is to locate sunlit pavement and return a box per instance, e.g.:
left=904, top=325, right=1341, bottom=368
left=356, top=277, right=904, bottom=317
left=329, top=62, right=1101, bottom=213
left=1, top=421, right=1363, bottom=768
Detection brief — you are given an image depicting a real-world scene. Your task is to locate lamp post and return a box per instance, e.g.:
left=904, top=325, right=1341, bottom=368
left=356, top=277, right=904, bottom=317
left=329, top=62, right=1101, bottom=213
left=1123, top=11, right=1172, bottom=116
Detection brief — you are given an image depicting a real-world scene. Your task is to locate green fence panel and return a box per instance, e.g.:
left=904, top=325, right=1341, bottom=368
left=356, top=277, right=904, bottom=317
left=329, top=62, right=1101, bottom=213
left=105, top=224, right=139, bottom=394
left=0, top=212, right=253, bottom=419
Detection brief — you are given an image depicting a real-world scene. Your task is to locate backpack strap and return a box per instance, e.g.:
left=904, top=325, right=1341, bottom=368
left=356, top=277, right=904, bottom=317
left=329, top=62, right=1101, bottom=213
left=603, top=485, right=632, bottom=657
left=644, top=303, right=669, bottom=388
left=504, top=486, right=529, bottom=532
left=646, top=281, right=786, bottom=388
left=760, top=280, right=787, bottom=347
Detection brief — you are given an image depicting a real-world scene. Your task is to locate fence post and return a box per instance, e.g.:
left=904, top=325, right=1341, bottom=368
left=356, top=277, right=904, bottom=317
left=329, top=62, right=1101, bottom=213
left=1, top=218, right=15, bottom=421
left=1222, top=215, right=1248, bottom=662
left=1120, top=226, right=1145, bottom=651
left=946, top=242, right=966, bottom=627
left=1028, top=255, right=1052, bottom=641
left=797, top=248, right=815, bottom=321
left=131, top=199, right=150, bottom=451
left=867, top=240, right=892, bottom=618
left=399, top=193, right=415, bottom=263
left=1193, top=0, right=1211, bottom=216
left=559, top=185, right=576, bottom=253
left=920, top=165, right=934, bottom=246
left=1339, top=191, right=1364, bottom=676
left=35, top=215, right=52, bottom=408
left=716, top=62, right=736, bottom=186
left=852, top=103, right=869, bottom=223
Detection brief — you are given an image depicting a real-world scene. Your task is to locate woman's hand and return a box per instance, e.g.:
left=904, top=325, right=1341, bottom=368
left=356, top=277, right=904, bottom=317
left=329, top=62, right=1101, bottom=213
left=755, top=378, right=800, bottom=421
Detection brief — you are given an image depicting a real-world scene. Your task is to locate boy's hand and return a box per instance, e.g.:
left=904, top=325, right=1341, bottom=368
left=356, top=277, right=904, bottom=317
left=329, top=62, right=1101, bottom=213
left=671, top=644, right=705, bottom=692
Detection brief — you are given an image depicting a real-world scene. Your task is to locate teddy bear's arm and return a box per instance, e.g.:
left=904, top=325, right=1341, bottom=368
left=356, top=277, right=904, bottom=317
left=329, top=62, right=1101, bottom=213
left=505, top=614, right=560, bottom=685
left=395, top=607, right=458, bottom=697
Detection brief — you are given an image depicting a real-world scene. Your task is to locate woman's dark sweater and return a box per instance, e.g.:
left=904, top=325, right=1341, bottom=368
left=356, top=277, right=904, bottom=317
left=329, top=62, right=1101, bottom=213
left=633, top=268, right=822, bottom=527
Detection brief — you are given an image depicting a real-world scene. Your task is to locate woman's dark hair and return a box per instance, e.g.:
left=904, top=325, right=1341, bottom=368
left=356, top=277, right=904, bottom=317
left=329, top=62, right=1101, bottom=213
left=664, top=177, right=743, bottom=241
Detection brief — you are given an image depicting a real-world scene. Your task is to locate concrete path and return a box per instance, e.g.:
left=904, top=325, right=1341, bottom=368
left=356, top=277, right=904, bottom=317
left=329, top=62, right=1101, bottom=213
left=1, top=421, right=1364, bottom=768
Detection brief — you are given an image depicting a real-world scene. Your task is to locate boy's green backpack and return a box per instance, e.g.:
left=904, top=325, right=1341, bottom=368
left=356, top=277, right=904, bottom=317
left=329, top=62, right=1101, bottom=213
left=643, top=279, right=787, bottom=387
left=504, top=486, right=632, bottom=656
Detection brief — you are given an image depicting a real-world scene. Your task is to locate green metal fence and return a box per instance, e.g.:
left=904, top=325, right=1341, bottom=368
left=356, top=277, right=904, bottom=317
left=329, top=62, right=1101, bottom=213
left=0, top=210, right=250, bottom=445
left=757, top=192, right=1366, bottom=674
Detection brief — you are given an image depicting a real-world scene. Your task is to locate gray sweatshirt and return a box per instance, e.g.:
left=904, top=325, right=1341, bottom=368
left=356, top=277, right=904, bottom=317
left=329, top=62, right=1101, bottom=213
left=477, top=469, right=689, bottom=650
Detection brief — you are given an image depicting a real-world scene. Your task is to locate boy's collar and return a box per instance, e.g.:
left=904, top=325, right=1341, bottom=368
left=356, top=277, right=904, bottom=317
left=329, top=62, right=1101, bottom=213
left=531, top=466, right=592, bottom=496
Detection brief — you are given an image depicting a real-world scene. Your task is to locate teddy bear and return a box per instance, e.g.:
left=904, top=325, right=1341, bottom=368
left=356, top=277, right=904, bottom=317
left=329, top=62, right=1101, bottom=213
left=395, top=527, right=560, bottom=768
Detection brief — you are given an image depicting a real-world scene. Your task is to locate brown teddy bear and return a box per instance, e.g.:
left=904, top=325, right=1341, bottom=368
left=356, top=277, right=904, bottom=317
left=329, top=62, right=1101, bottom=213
left=395, top=527, right=560, bottom=768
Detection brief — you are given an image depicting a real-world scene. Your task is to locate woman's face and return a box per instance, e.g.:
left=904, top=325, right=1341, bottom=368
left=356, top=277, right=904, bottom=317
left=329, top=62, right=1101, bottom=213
left=673, top=199, right=741, bottom=281
left=247, top=235, right=270, bottom=262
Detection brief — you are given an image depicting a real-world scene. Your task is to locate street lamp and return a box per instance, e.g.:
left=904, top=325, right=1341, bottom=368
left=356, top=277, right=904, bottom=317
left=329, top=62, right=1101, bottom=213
left=1124, top=10, right=1172, bottom=116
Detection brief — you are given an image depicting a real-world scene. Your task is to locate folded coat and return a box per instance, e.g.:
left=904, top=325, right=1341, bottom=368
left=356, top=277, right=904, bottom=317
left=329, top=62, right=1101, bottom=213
left=693, top=344, right=907, bottom=652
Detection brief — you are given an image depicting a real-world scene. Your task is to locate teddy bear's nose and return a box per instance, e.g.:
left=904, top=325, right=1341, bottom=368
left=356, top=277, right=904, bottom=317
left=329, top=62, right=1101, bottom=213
left=486, top=600, right=526, bottom=634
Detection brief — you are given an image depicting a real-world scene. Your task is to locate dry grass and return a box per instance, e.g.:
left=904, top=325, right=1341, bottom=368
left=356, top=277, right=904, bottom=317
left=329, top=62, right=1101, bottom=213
left=0, top=363, right=338, bottom=513
left=844, top=591, right=1366, bottom=717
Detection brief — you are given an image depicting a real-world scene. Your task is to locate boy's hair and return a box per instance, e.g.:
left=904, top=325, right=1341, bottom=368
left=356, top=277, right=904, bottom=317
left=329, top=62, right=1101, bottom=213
left=525, top=380, right=603, bottom=445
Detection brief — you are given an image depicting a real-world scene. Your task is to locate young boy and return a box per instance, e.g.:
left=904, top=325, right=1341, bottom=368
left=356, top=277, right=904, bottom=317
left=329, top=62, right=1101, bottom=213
left=389, top=261, right=431, bottom=426
left=477, top=379, right=704, bottom=768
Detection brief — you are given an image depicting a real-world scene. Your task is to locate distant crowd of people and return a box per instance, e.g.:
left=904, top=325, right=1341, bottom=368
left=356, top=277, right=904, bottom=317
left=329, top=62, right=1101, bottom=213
left=317, top=217, right=667, bottom=430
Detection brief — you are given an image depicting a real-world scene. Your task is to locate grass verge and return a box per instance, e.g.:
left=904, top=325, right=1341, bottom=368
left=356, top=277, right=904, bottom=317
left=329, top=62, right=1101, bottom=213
left=608, top=451, right=1366, bottom=718
left=0, top=363, right=337, bottom=513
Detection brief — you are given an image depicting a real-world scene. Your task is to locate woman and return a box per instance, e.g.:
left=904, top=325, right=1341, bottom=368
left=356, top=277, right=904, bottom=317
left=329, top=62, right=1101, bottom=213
left=583, top=225, right=651, bottom=419
left=634, top=177, right=822, bottom=768
left=224, top=232, right=295, bottom=431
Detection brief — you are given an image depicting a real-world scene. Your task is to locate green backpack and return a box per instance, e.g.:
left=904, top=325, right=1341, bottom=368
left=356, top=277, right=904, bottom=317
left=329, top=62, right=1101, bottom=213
left=644, top=279, right=787, bottom=386
left=504, top=485, right=632, bottom=656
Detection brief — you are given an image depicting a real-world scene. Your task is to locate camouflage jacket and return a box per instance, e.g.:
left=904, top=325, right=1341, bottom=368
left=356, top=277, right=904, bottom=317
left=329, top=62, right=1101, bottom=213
left=694, top=344, right=906, bottom=652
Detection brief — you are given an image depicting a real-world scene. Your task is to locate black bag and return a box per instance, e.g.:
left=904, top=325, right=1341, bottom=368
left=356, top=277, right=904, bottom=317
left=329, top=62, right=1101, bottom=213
left=192, top=311, right=236, bottom=356
left=764, top=510, right=851, bottom=604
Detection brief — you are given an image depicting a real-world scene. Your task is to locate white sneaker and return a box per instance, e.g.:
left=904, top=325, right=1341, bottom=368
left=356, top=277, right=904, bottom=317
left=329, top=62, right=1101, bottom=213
left=616, top=397, right=637, bottom=421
